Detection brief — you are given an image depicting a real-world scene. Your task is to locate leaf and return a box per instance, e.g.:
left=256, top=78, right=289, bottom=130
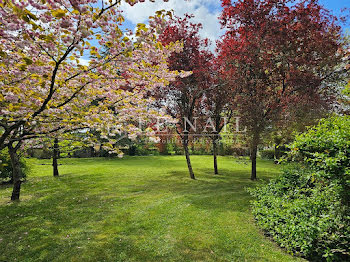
left=155, top=42, right=163, bottom=50
left=137, top=23, right=146, bottom=30
left=18, top=64, right=27, bottom=71
left=117, top=15, right=125, bottom=23
left=22, top=14, right=30, bottom=23
left=72, top=9, right=80, bottom=15
left=155, top=10, right=164, bottom=17
left=23, top=57, right=33, bottom=65
left=52, top=9, right=67, bottom=18
left=166, top=11, right=173, bottom=19
left=25, top=10, right=38, bottom=20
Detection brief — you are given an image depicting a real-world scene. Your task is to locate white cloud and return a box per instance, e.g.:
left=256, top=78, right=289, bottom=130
left=120, top=0, right=224, bottom=51
left=79, top=57, right=90, bottom=66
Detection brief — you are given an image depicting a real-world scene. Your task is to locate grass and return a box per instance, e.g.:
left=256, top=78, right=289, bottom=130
left=0, top=156, right=305, bottom=262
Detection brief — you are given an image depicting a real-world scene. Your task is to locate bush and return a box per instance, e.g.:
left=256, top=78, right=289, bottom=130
left=190, top=147, right=209, bottom=155
left=220, top=146, right=250, bottom=157
left=128, top=144, right=159, bottom=156
left=288, top=116, right=350, bottom=204
left=260, top=148, right=288, bottom=160
left=250, top=165, right=350, bottom=261
left=73, top=147, right=95, bottom=158
left=166, top=143, right=183, bottom=155
left=260, top=149, right=275, bottom=160
left=0, top=149, right=28, bottom=183
left=250, top=116, right=350, bottom=261
left=27, top=148, right=52, bottom=159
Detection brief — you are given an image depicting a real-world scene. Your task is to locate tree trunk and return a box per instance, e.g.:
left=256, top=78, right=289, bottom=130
left=8, top=143, right=22, bottom=201
left=183, top=133, right=195, bottom=180
left=53, top=138, right=59, bottom=177
left=251, top=145, right=257, bottom=180
left=250, top=133, right=260, bottom=181
left=213, top=137, right=218, bottom=175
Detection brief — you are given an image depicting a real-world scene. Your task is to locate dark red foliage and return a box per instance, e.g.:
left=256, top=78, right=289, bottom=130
left=156, top=13, right=213, bottom=130
left=218, top=0, right=344, bottom=179
left=156, top=14, right=213, bottom=179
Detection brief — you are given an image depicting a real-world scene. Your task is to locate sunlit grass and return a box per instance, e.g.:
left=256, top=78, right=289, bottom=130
left=0, top=156, right=304, bottom=261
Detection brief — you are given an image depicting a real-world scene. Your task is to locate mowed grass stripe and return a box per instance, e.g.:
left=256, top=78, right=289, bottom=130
left=0, top=156, right=305, bottom=262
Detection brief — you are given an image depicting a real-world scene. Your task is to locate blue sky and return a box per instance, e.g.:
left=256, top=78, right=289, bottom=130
left=320, top=0, right=350, bottom=29
left=319, top=0, right=348, bottom=16
left=79, top=0, right=348, bottom=64
left=120, top=0, right=349, bottom=50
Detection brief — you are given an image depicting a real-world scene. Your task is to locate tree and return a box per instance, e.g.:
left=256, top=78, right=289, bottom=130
left=0, top=0, right=183, bottom=200
left=27, top=133, right=89, bottom=177
left=202, top=63, right=233, bottom=174
left=267, top=97, right=332, bottom=161
left=156, top=14, right=213, bottom=179
left=219, top=0, right=344, bottom=180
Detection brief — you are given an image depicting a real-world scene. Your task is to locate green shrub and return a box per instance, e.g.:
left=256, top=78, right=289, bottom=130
left=190, top=147, right=208, bottom=155
left=128, top=144, right=159, bottom=156
left=250, top=165, right=350, bottom=261
left=288, top=116, right=350, bottom=204
left=260, top=149, right=275, bottom=160
left=221, top=146, right=250, bottom=157
left=250, top=116, right=350, bottom=261
left=158, top=143, right=171, bottom=155
left=165, top=143, right=184, bottom=155
left=171, top=143, right=184, bottom=155
left=27, top=148, right=52, bottom=159
left=0, top=149, right=28, bottom=183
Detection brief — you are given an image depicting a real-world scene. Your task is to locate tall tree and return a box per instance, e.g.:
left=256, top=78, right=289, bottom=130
left=157, top=14, right=213, bottom=179
left=0, top=0, right=183, bottom=200
left=219, top=0, right=344, bottom=180
left=202, top=63, right=233, bottom=175
left=52, top=138, right=60, bottom=177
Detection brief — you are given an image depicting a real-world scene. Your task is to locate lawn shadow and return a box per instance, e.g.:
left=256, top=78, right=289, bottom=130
left=128, top=169, right=255, bottom=213
left=0, top=173, right=135, bottom=261
left=0, top=157, right=290, bottom=262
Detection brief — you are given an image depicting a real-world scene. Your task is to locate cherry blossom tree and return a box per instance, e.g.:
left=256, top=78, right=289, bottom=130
left=0, top=0, right=185, bottom=200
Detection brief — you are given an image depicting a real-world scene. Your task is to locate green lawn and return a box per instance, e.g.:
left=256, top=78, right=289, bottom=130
left=0, top=156, right=305, bottom=262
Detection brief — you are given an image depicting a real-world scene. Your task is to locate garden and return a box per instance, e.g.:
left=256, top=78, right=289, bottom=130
left=0, top=0, right=349, bottom=261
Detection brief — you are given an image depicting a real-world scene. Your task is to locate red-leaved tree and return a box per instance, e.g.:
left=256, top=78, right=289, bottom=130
left=157, top=14, right=213, bottom=179
left=218, top=0, right=344, bottom=180
left=202, top=61, right=234, bottom=175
